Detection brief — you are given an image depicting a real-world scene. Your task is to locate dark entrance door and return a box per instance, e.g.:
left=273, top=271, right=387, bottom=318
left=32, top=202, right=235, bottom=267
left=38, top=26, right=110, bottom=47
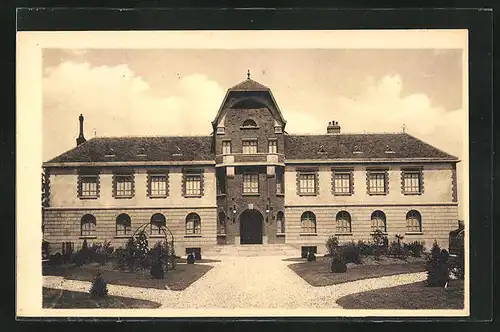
left=240, top=209, right=263, bottom=244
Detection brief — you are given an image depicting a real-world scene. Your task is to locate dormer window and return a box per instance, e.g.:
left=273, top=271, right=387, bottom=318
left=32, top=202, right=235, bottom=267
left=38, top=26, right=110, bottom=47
left=240, top=119, right=259, bottom=129
left=353, top=145, right=363, bottom=154
left=385, top=145, right=395, bottom=154
left=104, top=147, right=115, bottom=158
left=136, top=147, right=147, bottom=157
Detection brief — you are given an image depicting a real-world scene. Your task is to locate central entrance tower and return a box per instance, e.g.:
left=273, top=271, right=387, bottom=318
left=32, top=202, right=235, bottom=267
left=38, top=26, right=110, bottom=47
left=212, top=72, right=287, bottom=246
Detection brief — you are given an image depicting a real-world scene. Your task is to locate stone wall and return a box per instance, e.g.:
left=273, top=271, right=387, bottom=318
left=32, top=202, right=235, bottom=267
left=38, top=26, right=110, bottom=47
left=43, top=207, right=217, bottom=255
left=284, top=204, right=459, bottom=253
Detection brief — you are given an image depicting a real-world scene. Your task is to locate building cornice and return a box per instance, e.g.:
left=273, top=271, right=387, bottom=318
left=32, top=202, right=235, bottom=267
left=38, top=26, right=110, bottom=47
left=43, top=206, right=218, bottom=211
left=42, top=160, right=217, bottom=168
left=284, top=158, right=460, bottom=165
left=284, top=202, right=459, bottom=208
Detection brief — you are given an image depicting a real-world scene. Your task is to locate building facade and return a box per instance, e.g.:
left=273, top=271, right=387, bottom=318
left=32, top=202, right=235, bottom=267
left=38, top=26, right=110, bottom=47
left=42, top=76, right=460, bottom=255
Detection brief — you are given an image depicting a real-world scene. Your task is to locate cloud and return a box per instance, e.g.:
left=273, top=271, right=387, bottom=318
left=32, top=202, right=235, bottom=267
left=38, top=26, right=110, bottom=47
left=284, top=74, right=465, bottom=159
left=43, top=61, right=225, bottom=160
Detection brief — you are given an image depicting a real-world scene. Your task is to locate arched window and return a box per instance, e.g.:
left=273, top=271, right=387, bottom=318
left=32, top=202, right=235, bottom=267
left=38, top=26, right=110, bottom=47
left=242, top=119, right=257, bottom=128
left=371, top=210, right=387, bottom=233
left=301, top=211, right=316, bottom=233
left=406, top=210, right=422, bottom=232
left=186, top=213, right=201, bottom=234
left=150, top=213, right=166, bottom=235
left=81, top=214, right=96, bottom=236
left=277, top=211, right=285, bottom=234
left=116, top=213, right=131, bottom=236
left=218, top=211, right=226, bottom=235
left=336, top=211, right=352, bottom=233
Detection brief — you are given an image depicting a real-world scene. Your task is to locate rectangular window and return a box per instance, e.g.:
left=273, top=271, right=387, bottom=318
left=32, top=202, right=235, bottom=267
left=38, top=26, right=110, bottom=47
left=368, top=172, right=387, bottom=194
left=242, top=140, right=257, bottom=154
left=299, top=173, right=316, bottom=194
left=334, top=172, right=351, bottom=194
left=80, top=175, right=98, bottom=197
left=149, top=174, right=167, bottom=197
left=185, top=175, right=202, bottom=196
left=114, top=175, right=134, bottom=197
left=403, top=171, right=421, bottom=194
left=268, top=140, right=277, bottom=153
left=243, top=174, right=259, bottom=194
left=222, top=141, right=231, bottom=155
left=276, top=169, right=284, bottom=194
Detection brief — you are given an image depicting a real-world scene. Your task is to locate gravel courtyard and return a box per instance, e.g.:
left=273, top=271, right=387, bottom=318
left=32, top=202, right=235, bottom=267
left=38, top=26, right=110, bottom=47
left=43, top=255, right=426, bottom=309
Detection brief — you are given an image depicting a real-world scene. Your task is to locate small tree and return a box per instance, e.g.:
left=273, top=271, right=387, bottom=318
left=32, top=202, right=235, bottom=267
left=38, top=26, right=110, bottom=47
left=89, top=272, right=108, bottom=298
left=325, top=236, right=339, bottom=257
left=426, top=241, right=449, bottom=287
left=150, top=242, right=165, bottom=279
left=330, top=248, right=347, bottom=273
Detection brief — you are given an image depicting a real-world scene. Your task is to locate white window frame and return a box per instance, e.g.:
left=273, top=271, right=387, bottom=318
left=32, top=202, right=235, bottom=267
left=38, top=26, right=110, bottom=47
left=268, top=139, right=278, bottom=154
left=185, top=174, right=202, bottom=196
left=149, top=174, right=168, bottom=197
left=80, top=175, right=98, bottom=198
left=242, top=140, right=258, bottom=154
left=368, top=171, right=387, bottom=194
left=242, top=173, right=259, bottom=194
left=222, top=140, right=232, bottom=155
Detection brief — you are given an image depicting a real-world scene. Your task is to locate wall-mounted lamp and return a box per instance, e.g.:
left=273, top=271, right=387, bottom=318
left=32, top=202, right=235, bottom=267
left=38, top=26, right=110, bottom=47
left=232, top=198, right=237, bottom=223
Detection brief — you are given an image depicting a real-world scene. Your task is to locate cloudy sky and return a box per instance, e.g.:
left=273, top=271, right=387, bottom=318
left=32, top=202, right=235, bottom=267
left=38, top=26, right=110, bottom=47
left=42, top=48, right=465, bottom=163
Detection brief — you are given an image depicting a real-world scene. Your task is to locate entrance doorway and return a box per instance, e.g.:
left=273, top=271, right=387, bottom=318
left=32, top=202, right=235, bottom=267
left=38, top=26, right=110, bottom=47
left=240, top=209, right=263, bottom=244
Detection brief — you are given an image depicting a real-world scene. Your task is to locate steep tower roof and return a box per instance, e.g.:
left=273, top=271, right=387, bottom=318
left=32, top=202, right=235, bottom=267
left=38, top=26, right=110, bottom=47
left=212, top=70, right=287, bottom=129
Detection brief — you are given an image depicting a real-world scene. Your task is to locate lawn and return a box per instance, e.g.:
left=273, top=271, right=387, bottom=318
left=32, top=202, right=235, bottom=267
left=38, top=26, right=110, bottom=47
left=336, top=280, right=464, bottom=309
left=287, top=256, right=426, bottom=286
left=43, top=287, right=162, bottom=309
left=44, top=261, right=213, bottom=291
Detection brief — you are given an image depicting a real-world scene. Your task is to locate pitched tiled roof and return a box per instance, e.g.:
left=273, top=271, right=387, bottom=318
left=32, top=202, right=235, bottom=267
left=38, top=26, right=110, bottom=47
left=284, top=133, right=458, bottom=161
left=45, top=136, right=214, bottom=164
left=228, top=78, right=270, bottom=92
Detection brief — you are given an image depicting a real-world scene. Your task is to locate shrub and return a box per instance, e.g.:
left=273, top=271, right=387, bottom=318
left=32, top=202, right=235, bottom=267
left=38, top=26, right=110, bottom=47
left=357, top=240, right=373, bottom=256
left=404, top=241, right=425, bottom=258
left=187, top=253, right=195, bottom=264
left=89, top=272, right=108, bottom=298
left=150, top=242, right=165, bottom=279
left=48, top=253, right=63, bottom=266
left=325, top=236, right=339, bottom=257
left=307, top=251, right=316, bottom=262
left=387, top=239, right=408, bottom=260
left=342, top=242, right=362, bottom=264
left=330, top=249, right=347, bottom=273
left=42, top=241, right=50, bottom=260
left=426, top=241, right=449, bottom=287
left=371, top=229, right=388, bottom=258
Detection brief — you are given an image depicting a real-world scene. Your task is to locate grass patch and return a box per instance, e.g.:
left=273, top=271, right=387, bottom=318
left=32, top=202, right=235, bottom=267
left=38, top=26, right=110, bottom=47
left=44, top=262, right=213, bottom=291
left=288, top=256, right=426, bottom=286
left=336, top=280, right=464, bottom=309
left=43, top=287, right=161, bottom=309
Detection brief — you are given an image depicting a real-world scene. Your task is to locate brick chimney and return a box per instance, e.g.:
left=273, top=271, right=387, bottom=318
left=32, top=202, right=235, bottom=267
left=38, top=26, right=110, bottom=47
left=327, top=120, right=341, bottom=134
left=76, top=114, right=86, bottom=146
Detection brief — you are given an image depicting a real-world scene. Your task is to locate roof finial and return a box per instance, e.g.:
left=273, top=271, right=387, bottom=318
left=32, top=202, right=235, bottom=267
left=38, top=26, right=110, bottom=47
left=402, top=124, right=406, bottom=133
left=247, top=69, right=250, bottom=80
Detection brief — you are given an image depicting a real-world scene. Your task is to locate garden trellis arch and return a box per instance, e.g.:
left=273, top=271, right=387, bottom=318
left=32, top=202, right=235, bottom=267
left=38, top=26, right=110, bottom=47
left=131, top=221, right=176, bottom=270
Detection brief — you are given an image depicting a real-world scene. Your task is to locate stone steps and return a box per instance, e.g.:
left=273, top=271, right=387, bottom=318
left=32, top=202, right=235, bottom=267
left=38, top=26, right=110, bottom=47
left=203, top=244, right=300, bottom=257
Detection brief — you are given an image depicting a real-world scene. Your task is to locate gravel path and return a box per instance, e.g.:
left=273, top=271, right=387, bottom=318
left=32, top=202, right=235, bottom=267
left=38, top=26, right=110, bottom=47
left=43, top=256, right=427, bottom=309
